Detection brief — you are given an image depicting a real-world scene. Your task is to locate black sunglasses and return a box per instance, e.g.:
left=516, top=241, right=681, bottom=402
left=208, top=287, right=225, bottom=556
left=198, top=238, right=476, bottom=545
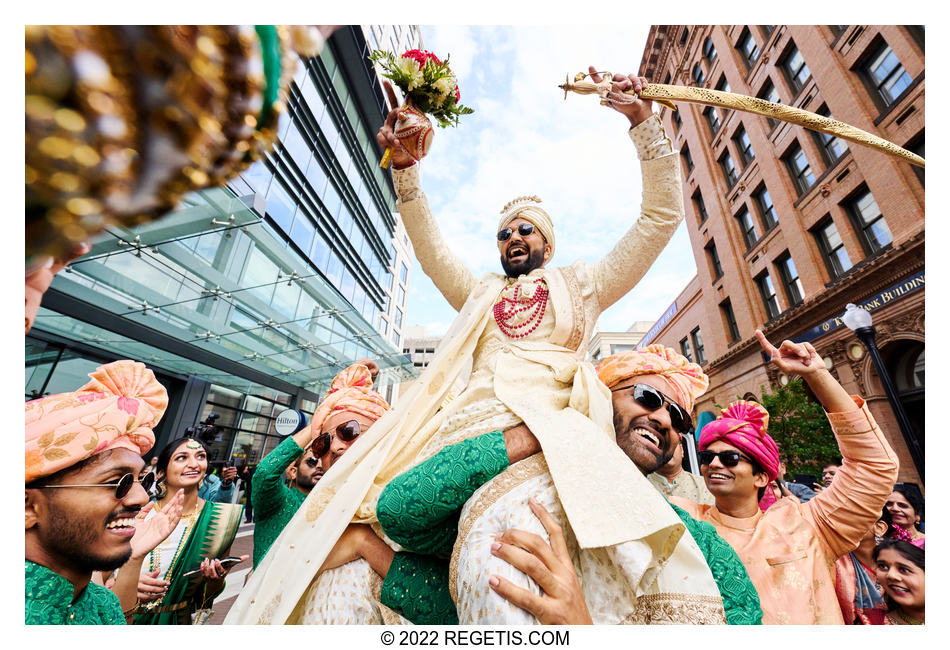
left=610, top=383, right=693, bottom=435
left=43, top=471, right=155, bottom=500
left=311, top=420, right=363, bottom=457
left=497, top=222, right=535, bottom=241
left=697, top=450, right=755, bottom=468
left=304, top=456, right=321, bottom=468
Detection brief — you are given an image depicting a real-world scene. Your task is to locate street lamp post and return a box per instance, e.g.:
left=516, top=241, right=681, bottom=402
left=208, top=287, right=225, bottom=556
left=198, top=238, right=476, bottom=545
left=841, top=303, right=924, bottom=483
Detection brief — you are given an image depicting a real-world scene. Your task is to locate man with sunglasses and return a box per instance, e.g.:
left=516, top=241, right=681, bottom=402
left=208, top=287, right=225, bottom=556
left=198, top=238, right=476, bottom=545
left=669, top=330, right=899, bottom=625
left=229, top=69, right=711, bottom=625
left=25, top=360, right=182, bottom=624
left=250, top=359, right=379, bottom=569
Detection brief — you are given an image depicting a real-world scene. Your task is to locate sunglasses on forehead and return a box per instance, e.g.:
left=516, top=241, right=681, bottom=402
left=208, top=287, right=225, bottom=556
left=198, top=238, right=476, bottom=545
left=310, top=420, right=363, bottom=458
left=41, top=471, right=155, bottom=500
left=610, top=383, right=693, bottom=435
left=497, top=222, right=535, bottom=241
left=697, top=450, right=755, bottom=468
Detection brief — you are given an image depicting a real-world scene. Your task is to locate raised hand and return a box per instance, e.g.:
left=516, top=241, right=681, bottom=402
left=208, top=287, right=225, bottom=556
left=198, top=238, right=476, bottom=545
left=354, top=357, right=380, bottom=382
left=130, top=489, right=184, bottom=560
left=587, top=66, right=654, bottom=127
left=375, top=81, right=415, bottom=168
left=755, top=329, right=823, bottom=378
left=488, top=498, right=592, bottom=624
left=25, top=241, right=90, bottom=334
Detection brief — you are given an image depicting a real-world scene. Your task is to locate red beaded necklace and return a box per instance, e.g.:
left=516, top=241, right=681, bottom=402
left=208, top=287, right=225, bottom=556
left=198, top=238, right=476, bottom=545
left=493, top=278, right=549, bottom=339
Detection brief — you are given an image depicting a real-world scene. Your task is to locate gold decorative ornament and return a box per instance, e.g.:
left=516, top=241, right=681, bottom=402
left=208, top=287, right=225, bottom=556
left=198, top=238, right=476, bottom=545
left=559, top=73, right=925, bottom=169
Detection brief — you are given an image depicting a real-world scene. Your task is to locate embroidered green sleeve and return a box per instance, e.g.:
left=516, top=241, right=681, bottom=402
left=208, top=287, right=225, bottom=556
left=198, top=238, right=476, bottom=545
left=380, top=552, right=458, bottom=625
left=670, top=503, right=763, bottom=625
left=377, top=430, right=509, bottom=556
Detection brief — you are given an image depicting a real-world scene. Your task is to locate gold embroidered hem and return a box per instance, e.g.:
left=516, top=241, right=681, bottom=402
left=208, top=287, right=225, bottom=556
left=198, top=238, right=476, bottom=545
left=621, top=593, right=726, bottom=625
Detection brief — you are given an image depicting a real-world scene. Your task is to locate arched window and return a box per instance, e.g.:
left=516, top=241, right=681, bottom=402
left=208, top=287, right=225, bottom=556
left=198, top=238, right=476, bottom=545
left=703, top=37, right=717, bottom=63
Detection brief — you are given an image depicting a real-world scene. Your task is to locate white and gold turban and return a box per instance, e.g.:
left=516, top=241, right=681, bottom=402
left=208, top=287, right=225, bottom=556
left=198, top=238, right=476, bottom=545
left=497, top=195, right=555, bottom=261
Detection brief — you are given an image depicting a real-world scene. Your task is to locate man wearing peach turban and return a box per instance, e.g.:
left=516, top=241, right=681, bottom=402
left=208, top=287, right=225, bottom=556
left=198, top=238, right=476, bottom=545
left=670, top=330, right=899, bottom=625
left=25, top=360, right=183, bottom=624
left=229, top=71, right=729, bottom=625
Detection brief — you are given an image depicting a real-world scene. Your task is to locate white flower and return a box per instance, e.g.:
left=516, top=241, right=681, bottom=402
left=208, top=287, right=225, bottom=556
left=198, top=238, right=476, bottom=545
left=432, top=75, right=457, bottom=100
left=396, top=56, right=425, bottom=91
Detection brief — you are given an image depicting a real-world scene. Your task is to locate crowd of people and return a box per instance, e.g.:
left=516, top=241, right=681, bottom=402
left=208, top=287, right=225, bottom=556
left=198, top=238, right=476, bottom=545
left=25, top=26, right=924, bottom=627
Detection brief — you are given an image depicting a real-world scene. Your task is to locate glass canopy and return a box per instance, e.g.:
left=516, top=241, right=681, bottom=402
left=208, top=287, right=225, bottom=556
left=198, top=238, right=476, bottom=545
left=40, top=186, right=417, bottom=398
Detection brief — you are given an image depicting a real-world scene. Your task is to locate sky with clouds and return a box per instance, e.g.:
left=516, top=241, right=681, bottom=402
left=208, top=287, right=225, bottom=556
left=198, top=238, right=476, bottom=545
left=398, top=25, right=697, bottom=338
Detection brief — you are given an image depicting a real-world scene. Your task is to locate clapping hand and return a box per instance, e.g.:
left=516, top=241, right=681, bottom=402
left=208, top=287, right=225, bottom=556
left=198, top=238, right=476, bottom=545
left=130, top=489, right=184, bottom=560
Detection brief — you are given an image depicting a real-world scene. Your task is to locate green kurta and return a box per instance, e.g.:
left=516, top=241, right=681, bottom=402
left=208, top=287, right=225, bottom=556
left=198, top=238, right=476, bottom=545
left=251, top=436, right=308, bottom=568
left=378, top=430, right=763, bottom=625
left=25, top=560, right=125, bottom=625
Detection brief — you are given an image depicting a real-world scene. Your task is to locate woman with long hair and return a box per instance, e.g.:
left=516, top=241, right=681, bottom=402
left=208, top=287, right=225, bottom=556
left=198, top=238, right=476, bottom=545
left=882, top=485, right=924, bottom=548
left=132, top=436, right=246, bottom=624
left=872, top=538, right=924, bottom=625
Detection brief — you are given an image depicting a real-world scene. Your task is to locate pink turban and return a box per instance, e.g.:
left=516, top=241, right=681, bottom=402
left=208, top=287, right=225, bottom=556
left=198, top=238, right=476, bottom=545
left=699, top=400, right=779, bottom=482
left=311, top=362, right=390, bottom=436
left=25, top=360, right=167, bottom=483
left=595, top=344, right=709, bottom=412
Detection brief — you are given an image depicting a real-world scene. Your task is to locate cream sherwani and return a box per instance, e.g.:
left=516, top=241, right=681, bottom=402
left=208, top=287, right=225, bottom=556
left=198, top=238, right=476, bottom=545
left=225, top=116, right=724, bottom=624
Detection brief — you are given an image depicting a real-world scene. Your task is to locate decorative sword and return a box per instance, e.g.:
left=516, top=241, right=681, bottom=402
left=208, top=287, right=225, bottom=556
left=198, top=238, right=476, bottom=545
left=559, top=72, right=924, bottom=168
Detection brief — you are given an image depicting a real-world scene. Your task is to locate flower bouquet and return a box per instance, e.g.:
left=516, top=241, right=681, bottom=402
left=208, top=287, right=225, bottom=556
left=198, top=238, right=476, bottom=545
left=369, top=48, right=473, bottom=167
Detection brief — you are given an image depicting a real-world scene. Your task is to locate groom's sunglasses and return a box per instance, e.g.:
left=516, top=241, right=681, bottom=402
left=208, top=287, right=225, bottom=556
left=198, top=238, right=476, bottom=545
left=497, top=223, right=535, bottom=241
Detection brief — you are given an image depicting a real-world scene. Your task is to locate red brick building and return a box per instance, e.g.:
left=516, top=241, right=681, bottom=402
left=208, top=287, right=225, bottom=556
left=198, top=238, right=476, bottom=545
left=637, top=26, right=924, bottom=485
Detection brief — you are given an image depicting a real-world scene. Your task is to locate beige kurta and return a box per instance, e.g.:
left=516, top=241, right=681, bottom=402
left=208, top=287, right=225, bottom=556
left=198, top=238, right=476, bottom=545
left=648, top=469, right=717, bottom=506
left=225, top=115, right=716, bottom=624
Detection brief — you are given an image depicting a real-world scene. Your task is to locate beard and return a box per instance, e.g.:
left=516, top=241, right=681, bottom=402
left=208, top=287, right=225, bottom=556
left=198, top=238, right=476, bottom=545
left=613, top=414, right=674, bottom=475
left=500, top=247, right=546, bottom=278
left=44, top=505, right=133, bottom=573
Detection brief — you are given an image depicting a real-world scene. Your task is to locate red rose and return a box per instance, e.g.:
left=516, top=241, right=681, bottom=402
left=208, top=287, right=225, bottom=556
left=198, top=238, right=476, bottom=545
left=455, top=86, right=461, bottom=102
left=402, top=49, right=442, bottom=66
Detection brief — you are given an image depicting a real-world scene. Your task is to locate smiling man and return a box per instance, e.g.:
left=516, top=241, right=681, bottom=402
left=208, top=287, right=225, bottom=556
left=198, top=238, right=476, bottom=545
left=25, top=360, right=170, bottom=624
left=670, top=330, right=899, bottom=624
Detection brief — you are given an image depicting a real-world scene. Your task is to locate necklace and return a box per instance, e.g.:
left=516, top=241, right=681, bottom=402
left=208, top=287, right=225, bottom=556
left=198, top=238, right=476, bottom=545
left=493, top=278, right=549, bottom=339
left=894, top=610, right=924, bottom=625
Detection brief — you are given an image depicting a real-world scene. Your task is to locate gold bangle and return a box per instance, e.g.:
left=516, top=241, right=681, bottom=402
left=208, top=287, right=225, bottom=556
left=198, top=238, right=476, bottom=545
left=123, top=599, right=141, bottom=617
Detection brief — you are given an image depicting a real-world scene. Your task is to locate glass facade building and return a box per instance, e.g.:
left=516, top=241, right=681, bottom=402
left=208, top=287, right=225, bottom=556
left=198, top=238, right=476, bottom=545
left=28, top=26, right=422, bottom=465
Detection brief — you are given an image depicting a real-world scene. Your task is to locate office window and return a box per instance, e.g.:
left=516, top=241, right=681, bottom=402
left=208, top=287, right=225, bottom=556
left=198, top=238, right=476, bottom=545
left=761, top=25, right=775, bottom=38
left=703, top=37, right=717, bottom=63
left=681, top=144, right=694, bottom=174
left=672, top=108, right=682, bottom=130
left=846, top=188, right=893, bottom=254
left=691, top=327, right=706, bottom=364
left=781, top=43, right=812, bottom=95
left=736, top=207, right=759, bottom=249
left=693, top=189, right=709, bottom=224
left=706, top=241, right=723, bottom=280
left=861, top=40, right=913, bottom=107
left=813, top=218, right=853, bottom=279
left=692, top=63, right=706, bottom=85
left=715, top=75, right=731, bottom=94
left=732, top=125, right=755, bottom=166
left=720, top=299, right=741, bottom=343
left=400, top=261, right=408, bottom=284
left=814, top=105, right=849, bottom=164
left=776, top=252, right=805, bottom=306
left=757, top=79, right=782, bottom=129
left=680, top=337, right=693, bottom=363
left=784, top=142, right=815, bottom=195
left=703, top=106, right=722, bottom=135
left=680, top=27, right=689, bottom=46
left=756, top=271, right=781, bottom=320
left=753, top=184, right=778, bottom=230
left=738, top=29, right=760, bottom=69
left=719, top=151, right=738, bottom=188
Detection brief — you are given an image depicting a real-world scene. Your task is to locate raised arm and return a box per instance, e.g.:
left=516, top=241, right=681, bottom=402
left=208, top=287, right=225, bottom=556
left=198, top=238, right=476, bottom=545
left=376, top=81, right=476, bottom=311
left=755, top=330, right=899, bottom=557
left=583, top=71, right=683, bottom=310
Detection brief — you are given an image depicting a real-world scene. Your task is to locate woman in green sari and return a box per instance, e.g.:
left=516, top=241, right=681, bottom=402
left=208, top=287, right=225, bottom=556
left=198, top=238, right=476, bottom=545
left=132, top=437, right=245, bottom=624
